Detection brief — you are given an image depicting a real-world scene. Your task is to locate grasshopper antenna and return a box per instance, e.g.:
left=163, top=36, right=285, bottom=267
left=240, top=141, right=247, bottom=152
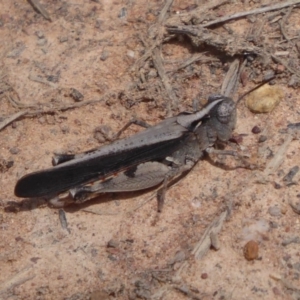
left=236, top=75, right=276, bottom=106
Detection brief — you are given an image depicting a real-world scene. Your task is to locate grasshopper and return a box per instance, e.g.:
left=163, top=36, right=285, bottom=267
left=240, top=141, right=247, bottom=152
left=14, top=95, right=237, bottom=209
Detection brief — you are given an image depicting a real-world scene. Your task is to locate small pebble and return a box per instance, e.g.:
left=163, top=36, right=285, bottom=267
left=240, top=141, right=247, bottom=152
left=127, top=50, right=135, bottom=58
left=9, top=147, right=20, bottom=155
left=282, top=254, right=291, bottom=262
left=94, top=125, right=112, bottom=143
left=47, top=75, right=59, bottom=83
left=74, top=119, right=81, bottom=126
left=94, top=131, right=106, bottom=143
left=5, top=159, right=14, bottom=169
left=107, top=254, right=117, bottom=261
left=273, top=182, right=281, bottom=189
left=243, top=240, right=259, bottom=261
left=283, top=166, right=299, bottom=183
left=281, top=205, right=287, bottom=215
left=15, top=236, right=24, bottom=242
left=252, top=126, right=261, bottom=134
left=287, top=263, right=293, bottom=269
left=107, top=239, right=119, bottom=248
left=258, top=135, right=267, bottom=143
left=268, top=206, right=281, bottom=217
left=59, top=36, right=68, bottom=43
left=276, top=65, right=285, bottom=74
left=100, top=50, right=109, bottom=61
left=269, top=221, right=279, bottom=229
left=263, top=70, right=275, bottom=81
left=60, top=125, right=69, bottom=134
left=201, top=273, right=208, bottom=279
left=240, top=70, right=248, bottom=86
left=245, top=84, right=283, bottom=113
left=70, top=88, right=84, bottom=102
left=289, top=200, right=300, bottom=215
left=35, top=31, right=44, bottom=39
left=272, top=287, right=281, bottom=296
left=30, top=257, right=41, bottom=264
left=288, top=75, right=300, bottom=88
left=146, top=13, right=156, bottom=22
left=230, top=134, right=243, bottom=144
left=118, top=7, right=127, bottom=19
left=37, top=38, right=47, bottom=46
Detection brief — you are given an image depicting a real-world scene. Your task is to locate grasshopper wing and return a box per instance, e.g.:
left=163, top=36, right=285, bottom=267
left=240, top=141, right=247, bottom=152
left=15, top=120, right=190, bottom=198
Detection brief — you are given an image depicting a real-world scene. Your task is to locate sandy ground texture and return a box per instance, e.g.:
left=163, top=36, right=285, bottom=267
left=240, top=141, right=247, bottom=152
left=1, top=0, right=300, bottom=299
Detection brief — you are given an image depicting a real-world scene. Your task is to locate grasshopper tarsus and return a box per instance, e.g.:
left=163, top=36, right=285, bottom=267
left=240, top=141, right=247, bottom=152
left=157, top=181, right=167, bottom=213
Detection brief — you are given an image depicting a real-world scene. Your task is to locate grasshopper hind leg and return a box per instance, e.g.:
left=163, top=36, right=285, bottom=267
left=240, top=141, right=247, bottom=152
left=62, top=162, right=172, bottom=204
left=156, top=160, right=195, bottom=212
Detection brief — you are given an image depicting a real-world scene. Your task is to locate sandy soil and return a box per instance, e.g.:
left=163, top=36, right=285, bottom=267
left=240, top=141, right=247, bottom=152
left=1, top=1, right=300, bottom=299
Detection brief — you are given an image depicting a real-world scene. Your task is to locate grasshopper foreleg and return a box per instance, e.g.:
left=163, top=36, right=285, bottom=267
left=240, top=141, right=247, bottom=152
left=206, top=147, right=256, bottom=169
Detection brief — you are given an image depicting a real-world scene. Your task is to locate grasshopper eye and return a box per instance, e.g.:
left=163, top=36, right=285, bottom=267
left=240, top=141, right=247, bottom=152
left=217, top=100, right=236, bottom=124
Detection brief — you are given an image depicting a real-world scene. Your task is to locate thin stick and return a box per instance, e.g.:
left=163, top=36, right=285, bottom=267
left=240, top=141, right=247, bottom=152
left=152, top=48, right=179, bottom=114
left=279, top=6, right=293, bottom=41
left=134, top=0, right=174, bottom=71
left=24, top=98, right=108, bottom=117
left=202, top=0, right=300, bottom=28
left=166, top=0, right=230, bottom=25
left=2, top=90, right=122, bottom=122
left=167, top=54, right=219, bottom=74
left=271, top=54, right=300, bottom=78
left=28, top=74, right=57, bottom=88
left=0, top=265, right=34, bottom=296
left=27, top=0, right=52, bottom=21
left=263, top=133, right=294, bottom=176
left=0, top=111, right=27, bottom=131
left=158, top=0, right=174, bottom=24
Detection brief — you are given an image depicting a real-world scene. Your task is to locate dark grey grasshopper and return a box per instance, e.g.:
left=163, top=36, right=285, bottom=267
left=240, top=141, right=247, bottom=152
left=14, top=95, right=236, bottom=208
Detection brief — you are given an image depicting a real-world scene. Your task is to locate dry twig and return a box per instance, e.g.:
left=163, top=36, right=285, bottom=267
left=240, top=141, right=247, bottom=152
left=271, top=54, right=300, bottom=78
left=0, top=265, right=35, bottom=296
left=263, top=133, right=294, bottom=177
left=166, top=0, right=230, bottom=26
left=166, top=25, right=264, bottom=57
left=167, top=54, right=218, bottom=73
left=191, top=210, right=228, bottom=259
left=0, top=91, right=122, bottom=132
left=152, top=48, right=178, bottom=113
left=134, top=0, right=174, bottom=71
left=0, top=111, right=27, bottom=131
left=27, top=0, right=52, bottom=21
left=202, top=0, right=300, bottom=28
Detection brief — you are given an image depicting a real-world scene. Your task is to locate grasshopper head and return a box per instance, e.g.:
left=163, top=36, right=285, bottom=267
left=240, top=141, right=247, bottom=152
left=208, top=96, right=237, bottom=142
